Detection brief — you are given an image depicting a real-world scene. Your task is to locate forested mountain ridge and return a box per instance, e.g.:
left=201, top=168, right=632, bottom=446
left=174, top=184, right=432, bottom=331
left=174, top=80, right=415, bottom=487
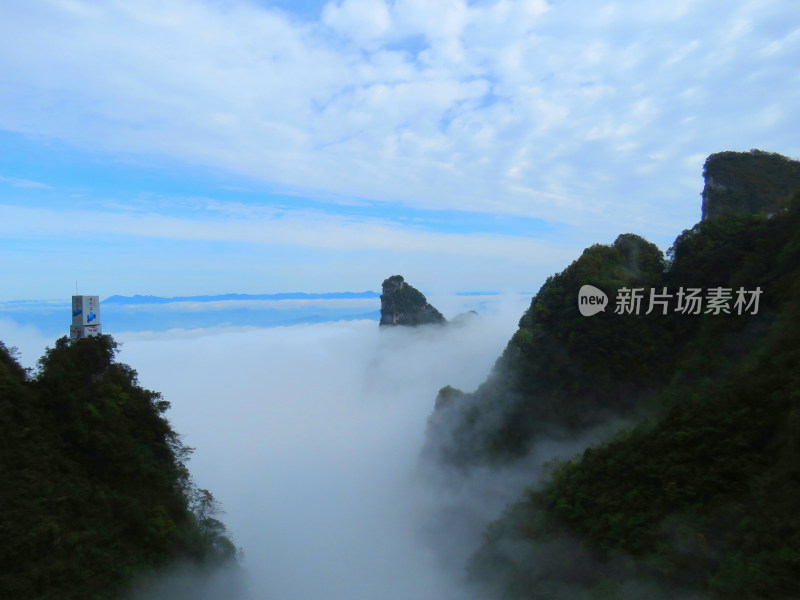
left=0, top=335, right=237, bottom=599
left=424, top=232, right=673, bottom=466
left=423, top=151, right=800, bottom=598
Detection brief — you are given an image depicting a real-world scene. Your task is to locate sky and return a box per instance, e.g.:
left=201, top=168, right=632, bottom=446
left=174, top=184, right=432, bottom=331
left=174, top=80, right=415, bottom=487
left=1, top=0, right=799, bottom=301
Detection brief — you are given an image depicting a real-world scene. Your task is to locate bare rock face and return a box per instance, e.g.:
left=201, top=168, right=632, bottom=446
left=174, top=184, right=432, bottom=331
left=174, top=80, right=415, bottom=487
left=379, top=275, right=446, bottom=326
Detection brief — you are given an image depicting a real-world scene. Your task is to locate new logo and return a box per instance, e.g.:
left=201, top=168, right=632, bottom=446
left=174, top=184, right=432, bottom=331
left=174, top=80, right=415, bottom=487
left=578, top=285, right=608, bottom=316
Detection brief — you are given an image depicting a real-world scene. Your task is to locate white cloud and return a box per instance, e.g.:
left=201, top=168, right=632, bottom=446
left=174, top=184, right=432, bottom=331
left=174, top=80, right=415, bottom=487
left=1, top=0, right=799, bottom=305
left=759, top=26, right=800, bottom=57
left=0, top=191, right=591, bottom=300
left=113, top=309, right=530, bottom=599
left=0, top=202, right=574, bottom=261
left=322, top=0, right=393, bottom=47
left=1, top=299, right=569, bottom=600
left=0, top=174, right=51, bottom=189
left=1, top=0, right=795, bottom=237
left=0, top=318, right=51, bottom=369
left=117, top=297, right=378, bottom=312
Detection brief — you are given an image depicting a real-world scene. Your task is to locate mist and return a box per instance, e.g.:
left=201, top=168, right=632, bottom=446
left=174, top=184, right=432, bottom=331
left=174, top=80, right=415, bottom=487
left=110, top=295, right=531, bottom=599
left=0, top=293, right=639, bottom=599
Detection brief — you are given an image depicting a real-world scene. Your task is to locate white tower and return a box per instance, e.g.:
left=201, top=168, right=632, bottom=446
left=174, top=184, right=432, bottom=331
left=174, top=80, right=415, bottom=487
left=70, top=295, right=102, bottom=341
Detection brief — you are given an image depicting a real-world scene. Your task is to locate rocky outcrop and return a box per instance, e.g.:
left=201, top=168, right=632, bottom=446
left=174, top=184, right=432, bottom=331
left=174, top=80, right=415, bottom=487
left=701, top=149, right=800, bottom=220
left=379, top=275, right=446, bottom=326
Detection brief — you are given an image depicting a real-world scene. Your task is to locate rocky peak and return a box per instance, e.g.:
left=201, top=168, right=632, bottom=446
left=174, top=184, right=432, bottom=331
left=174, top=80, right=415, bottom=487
left=701, top=149, right=800, bottom=220
left=379, top=275, right=446, bottom=327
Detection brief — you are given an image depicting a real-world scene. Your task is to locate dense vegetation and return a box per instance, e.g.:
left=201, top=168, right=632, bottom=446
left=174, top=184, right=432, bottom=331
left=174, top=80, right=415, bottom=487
left=379, top=274, right=446, bottom=326
left=0, top=335, right=237, bottom=599
left=424, top=233, right=678, bottom=466
left=702, top=149, right=800, bottom=219
left=424, top=152, right=800, bottom=598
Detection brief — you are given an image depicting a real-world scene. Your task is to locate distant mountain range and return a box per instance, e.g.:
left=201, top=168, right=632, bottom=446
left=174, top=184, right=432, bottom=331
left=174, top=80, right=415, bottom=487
left=103, top=291, right=503, bottom=304
left=1, top=290, right=506, bottom=337
left=103, top=291, right=381, bottom=304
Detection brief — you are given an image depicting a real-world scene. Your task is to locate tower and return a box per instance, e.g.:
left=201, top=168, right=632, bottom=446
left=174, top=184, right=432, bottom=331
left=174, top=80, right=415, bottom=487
left=70, top=295, right=102, bottom=341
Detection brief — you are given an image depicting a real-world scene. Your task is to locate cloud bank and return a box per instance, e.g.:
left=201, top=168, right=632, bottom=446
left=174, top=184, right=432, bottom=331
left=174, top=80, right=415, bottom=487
left=1, top=0, right=798, bottom=234
left=111, top=299, right=531, bottom=599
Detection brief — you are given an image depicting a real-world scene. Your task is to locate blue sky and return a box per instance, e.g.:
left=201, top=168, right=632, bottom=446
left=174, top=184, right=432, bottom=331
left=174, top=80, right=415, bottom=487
left=1, top=0, right=798, bottom=301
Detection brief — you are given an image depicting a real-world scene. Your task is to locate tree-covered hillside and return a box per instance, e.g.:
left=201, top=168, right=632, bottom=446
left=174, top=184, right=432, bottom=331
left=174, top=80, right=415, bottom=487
left=702, top=149, right=800, bottom=220
left=0, top=335, right=237, bottom=600
left=425, top=233, right=676, bottom=466
left=423, top=151, right=800, bottom=598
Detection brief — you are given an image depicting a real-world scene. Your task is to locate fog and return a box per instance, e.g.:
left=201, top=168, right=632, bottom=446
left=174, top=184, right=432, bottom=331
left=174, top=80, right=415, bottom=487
left=111, top=295, right=532, bottom=599
left=0, top=293, right=713, bottom=599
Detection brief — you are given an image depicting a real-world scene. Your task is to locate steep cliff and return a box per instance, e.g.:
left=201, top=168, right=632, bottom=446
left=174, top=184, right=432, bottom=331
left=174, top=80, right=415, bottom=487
left=701, top=149, right=800, bottom=220
left=379, top=275, right=446, bottom=326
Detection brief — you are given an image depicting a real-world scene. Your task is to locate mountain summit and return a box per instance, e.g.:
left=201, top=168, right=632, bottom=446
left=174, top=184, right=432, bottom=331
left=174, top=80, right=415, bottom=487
left=379, top=275, right=446, bottom=326
left=701, top=149, right=800, bottom=219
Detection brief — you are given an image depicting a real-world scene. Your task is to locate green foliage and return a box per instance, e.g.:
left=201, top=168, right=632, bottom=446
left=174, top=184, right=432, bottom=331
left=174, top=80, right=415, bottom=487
left=0, top=335, right=237, bottom=599
left=466, top=180, right=800, bottom=598
left=426, top=233, right=674, bottom=465
left=380, top=274, right=446, bottom=326
left=384, top=275, right=428, bottom=313
left=702, top=149, right=800, bottom=219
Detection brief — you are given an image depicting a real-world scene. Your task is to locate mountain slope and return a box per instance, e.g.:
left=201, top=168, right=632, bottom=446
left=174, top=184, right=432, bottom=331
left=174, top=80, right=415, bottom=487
left=471, top=217, right=800, bottom=596
left=424, top=233, right=675, bottom=466
left=0, top=335, right=237, bottom=600
left=423, top=151, right=800, bottom=599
